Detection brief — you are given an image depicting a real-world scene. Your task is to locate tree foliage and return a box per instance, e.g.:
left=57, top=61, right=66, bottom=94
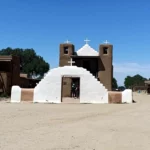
left=124, top=74, right=147, bottom=88
left=118, top=86, right=125, bottom=91
left=0, top=47, right=49, bottom=77
left=112, top=77, right=118, bottom=89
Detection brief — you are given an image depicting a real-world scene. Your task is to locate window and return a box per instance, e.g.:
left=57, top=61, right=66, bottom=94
left=64, top=46, right=69, bottom=54
left=103, top=47, right=108, bottom=54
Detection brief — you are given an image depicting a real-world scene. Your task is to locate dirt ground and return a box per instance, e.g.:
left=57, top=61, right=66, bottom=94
left=0, top=92, right=150, bottom=150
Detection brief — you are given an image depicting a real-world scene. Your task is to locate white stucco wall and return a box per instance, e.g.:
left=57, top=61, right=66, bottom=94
left=33, top=66, right=108, bottom=103
left=122, top=89, right=132, bottom=103
left=11, top=86, right=21, bottom=103
left=76, top=44, right=99, bottom=56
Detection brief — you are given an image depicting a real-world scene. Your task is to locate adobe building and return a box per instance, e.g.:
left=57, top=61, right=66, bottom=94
left=0, top=56, right=40, bottom=96
left=144, top=80, right=150, bottom=94
left=0, top=56, right=20, bottom=95
left=10, top=41, right=132, bottom=104
left=59, top=39, right=113, bottom=97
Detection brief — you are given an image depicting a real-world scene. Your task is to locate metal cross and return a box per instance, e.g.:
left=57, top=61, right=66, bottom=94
left=65, top=39, right=70, bottom=43
left=84, top=38, right=90, bottom=44
left=68, top=58, right=75, bottom=66
left=104, top=40, right=109, bottom=44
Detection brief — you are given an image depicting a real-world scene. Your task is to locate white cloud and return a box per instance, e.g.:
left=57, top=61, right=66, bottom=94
left=113, top=62, right=150, bottom=86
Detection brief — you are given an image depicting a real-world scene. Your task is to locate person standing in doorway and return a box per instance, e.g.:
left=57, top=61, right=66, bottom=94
left=71, top=83, right=76, bottom=98
left=75, top=84, right=79, bottom=98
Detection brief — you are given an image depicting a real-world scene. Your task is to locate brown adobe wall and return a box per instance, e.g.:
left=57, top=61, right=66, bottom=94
left=21, top=88, right=34, bottom=101
left=108, top=91, right=122, bottom=103
left=0, top=72, right=11, bottom=94
left=11, top=56, right=20, bottom=86
left=98, top=44, right=113, bottom=91
left=19, top=89, right=123, bottom=103
left=59, top=44, right=75, bottom=66
left=0, top=56, right=20, bottom=95
left=59, top=44, right=75, bottom=97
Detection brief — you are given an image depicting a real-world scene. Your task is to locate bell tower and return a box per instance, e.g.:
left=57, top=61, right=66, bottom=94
left=59, top=40, right=75, bottom=97
left=98, top=41, right=113, bottom=91
left=59, top=40, right=75, bottom=66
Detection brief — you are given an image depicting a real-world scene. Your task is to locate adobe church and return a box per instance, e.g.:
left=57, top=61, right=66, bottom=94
left=11, top=40, right=132, bottom=104
left=59, top=39, right=113, bottom=97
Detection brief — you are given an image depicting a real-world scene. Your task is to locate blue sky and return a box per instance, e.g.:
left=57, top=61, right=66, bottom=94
left=0, top=0, right=150, bottom=85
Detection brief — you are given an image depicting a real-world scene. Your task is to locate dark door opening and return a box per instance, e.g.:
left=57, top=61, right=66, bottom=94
left=147, top=85, right=150, bottom=94
left=72, top=77, right=80, bottom=98
left=83, top=60, right=91, bottom=71
left=61, top=76, right=80, bottom=103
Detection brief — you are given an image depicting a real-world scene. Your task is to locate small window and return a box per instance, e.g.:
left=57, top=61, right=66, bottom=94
left=103, top=47, right=108, bottom=54
left=64, top=46, right=69, bottom=54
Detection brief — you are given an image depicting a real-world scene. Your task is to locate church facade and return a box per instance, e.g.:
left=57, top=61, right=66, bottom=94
left=59, top=40, right=113, bottom=97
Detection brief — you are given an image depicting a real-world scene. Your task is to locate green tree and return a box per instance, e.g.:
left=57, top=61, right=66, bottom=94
left=118, top=86, right=125, bottom=91
left=112, top=77, right=118, bottom=89
left=0, top=47, right=49, bottom=77
left=124, top=74, right=147, bottom=88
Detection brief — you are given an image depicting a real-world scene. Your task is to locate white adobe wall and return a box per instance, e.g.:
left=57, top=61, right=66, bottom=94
left=11, top=86, right=21, bottom=103
left=122, top=89, right=132, bottom=103
left=33, top=66, right=108, bottom=103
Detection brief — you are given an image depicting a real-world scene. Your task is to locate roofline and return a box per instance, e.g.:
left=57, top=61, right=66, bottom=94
left=0, top=55, right=20, bottom=61
left=101, top=44, right=113, bottom=46
left=60, top=43, right=74, bottom=45
left=0, top=56, right=13, bottom=61
left=145, top=81, right=150, bottom=84
left=71, top=55, right=99, bottom=58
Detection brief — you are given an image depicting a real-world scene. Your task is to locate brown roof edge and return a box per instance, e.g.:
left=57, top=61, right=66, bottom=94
left=71, top=55, right=99, bottom=58
left=145, top=80, right=150, bottom=84
left=0, top=55, right=20, bottom=61
left=0, top=55, right=13, bottom=61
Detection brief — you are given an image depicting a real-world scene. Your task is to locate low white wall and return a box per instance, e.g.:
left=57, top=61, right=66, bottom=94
left=11, top=86, right=21, bottom=103
left=34, top=66, right=108, bottom=104
left=122, top=89, right=132, bottom=103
